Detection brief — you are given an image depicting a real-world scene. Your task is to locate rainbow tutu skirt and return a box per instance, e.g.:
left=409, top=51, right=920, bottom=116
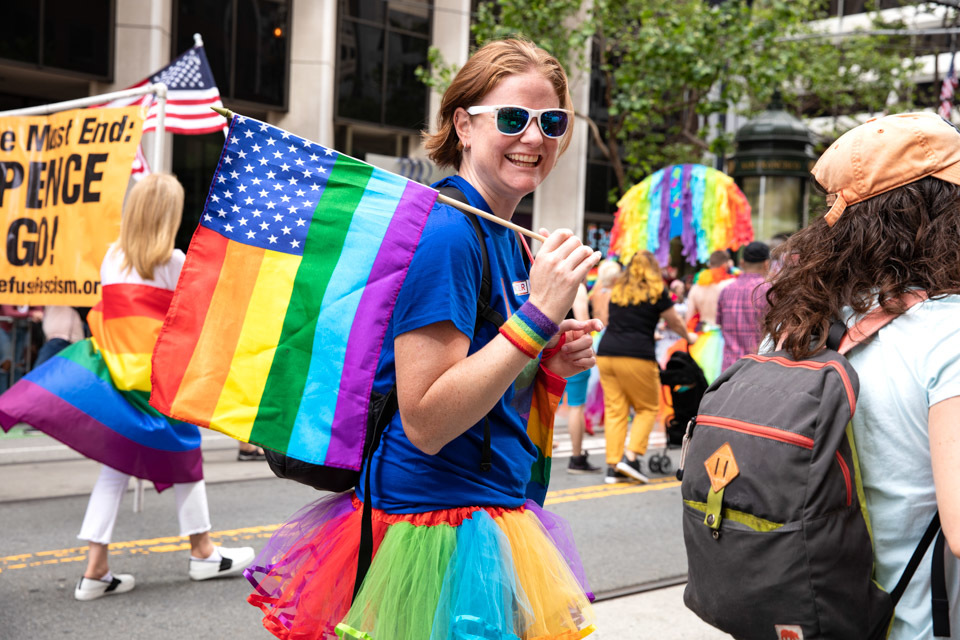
left=245, top=492, right=596, bottom=640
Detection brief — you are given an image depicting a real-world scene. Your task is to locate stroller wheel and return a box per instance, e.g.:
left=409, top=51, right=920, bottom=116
left=648, top=455, right=662, bottom=474
left=659, top=456, right=672, bottom=473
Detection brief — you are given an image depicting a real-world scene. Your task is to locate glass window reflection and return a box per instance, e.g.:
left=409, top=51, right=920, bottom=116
left=337, top=0, right=431, bottom=132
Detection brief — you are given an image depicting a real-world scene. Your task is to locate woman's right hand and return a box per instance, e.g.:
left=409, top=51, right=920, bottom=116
left=527, top=228, right=601, bottom=323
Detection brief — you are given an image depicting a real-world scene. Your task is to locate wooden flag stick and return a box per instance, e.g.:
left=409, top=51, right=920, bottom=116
left=211, top=107, right=547, bottom=243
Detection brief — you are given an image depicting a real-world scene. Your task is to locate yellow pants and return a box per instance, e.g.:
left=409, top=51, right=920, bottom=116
left=596, top=356, right=660, bottom=466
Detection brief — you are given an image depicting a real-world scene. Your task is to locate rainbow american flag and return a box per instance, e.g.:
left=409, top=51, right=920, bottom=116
left=150, top=115, right=437, bottom=471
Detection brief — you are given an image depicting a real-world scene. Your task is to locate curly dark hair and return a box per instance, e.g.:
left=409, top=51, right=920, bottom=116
left=762, top=176, right=960, bottom=359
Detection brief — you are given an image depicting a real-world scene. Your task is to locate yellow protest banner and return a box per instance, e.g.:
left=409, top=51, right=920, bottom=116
left=0, top=106, right=143, bottom=305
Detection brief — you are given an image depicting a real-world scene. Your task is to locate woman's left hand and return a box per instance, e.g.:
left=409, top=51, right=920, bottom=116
left=543, top=318, right=603, bottom=378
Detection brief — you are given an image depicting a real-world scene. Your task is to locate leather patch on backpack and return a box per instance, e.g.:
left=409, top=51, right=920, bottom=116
left=775, top=624, right=804, bottom=640
left=704, top=442, right=740, bottom=493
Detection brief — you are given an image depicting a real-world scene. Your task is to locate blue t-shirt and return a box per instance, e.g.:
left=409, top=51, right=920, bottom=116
left=356, top=175, right=539, bottom=513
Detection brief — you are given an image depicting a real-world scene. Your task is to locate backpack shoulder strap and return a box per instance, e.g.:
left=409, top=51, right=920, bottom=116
left=837, top=291, right=928, bottom=355
left=890, top=511, right=941, bottom=606
left=437, top=186, right=505, bottom=333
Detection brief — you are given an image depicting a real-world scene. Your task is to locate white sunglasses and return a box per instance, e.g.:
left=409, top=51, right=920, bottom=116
left=466, top=105, right=573, bottom=138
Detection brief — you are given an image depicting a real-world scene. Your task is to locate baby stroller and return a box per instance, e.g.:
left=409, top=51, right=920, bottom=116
left=648, top=350, right=709, bottom=474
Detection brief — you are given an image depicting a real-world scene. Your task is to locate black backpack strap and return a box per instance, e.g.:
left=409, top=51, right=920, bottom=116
left=932, top=528, right=950, bottom=637
left=890, top=511, right=941, bottom=607
left=353, top=386, right=398, bottom=601
left=437, top=186, right=503, bottom=475
left=826, top=320, right=847, bottom=352
left=437, top=186, right=505, bottom=334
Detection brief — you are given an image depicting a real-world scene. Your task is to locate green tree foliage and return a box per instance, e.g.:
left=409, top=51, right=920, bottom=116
left=420, top=0, right=922, bottom=198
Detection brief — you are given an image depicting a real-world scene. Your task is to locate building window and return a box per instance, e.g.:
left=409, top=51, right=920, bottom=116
left=174, top=0, right=290, bottom=110
left=337, top=0, right=432, bottom=132
left=0, top=0, right=113, bottom=79
left=173, top=132, right=227, bottom=253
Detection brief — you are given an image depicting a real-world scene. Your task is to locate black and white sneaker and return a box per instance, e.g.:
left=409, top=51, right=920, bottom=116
left=615, top=456, right=650, bottom=484
left=188, top=545, right=255, bottom=581
left=567, top=453, right=602, bottom=474
left=605, top=466, right=627, bottom=484
left=74, top=573, right=135, bottom=601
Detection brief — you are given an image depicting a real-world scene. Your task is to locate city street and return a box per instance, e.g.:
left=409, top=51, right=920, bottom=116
left=0, top=417, right=729, bottom=639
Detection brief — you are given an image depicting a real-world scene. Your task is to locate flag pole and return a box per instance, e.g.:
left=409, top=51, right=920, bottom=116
left=210, top=107, right=547, bottom=243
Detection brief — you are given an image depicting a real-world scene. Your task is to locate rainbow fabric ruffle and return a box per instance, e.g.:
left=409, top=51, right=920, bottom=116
left=608, top=164, right=753, bottom=266
left=246, top=493, right=596, bottom=640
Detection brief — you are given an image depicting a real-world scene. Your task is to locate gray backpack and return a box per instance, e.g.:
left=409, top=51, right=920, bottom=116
left=679, top=298, right=947, bottom=640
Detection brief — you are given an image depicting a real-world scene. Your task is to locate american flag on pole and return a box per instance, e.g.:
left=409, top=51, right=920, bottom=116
left=939, top=54, right=958, bottom=120
left=100, top=44, right=226, bottom=135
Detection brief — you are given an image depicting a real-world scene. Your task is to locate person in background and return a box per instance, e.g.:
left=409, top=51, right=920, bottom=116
left=597, top=251, right=696, bottom=484
left=35, top=307, right=86, bottom=367
left=762, top=112, right=960, bottom=638
left=588, top=259, right=622, bottom=327
left=0, top=305, right=42, bottom=392
left=656, top=279, right=689, bottom=364
left=565, top=281, right=601, bottom=474
left=767, top=232, right=791, bottom=276
left=72, top=174, right=254, bottom=600
left=716, top=241, right=771, bottom=371
left=685, top=250, right=735, bottom=328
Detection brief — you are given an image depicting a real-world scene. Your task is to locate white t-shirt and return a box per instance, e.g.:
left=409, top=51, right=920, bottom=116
left=846, top=296, right=960, bottom=639
left=101, top=244, right=185, bottom=290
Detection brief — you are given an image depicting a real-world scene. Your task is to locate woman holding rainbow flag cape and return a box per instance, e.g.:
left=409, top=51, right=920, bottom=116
left=245, top=39, right=603, bottom=639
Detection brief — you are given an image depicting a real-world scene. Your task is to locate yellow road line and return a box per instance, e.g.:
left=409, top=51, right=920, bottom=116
left=545, top=480, right=680, bottom=505
left=0, top=481, right=680, bottom=574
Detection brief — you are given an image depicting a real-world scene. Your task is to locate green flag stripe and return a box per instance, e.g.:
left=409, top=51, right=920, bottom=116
left=56, top=341, right=182, bottom=423
left=249, top=155, right=374, bottom=450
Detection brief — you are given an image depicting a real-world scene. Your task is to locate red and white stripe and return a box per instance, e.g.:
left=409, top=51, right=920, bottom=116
left=100, top=80, right=226, bottom=135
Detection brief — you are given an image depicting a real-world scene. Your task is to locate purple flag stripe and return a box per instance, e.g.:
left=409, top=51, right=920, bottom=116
left=0, top=381, right=203, bottom=488
left=325, top=180, right=438, bottom=468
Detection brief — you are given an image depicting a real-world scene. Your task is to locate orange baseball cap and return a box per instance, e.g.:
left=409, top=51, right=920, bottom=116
left=811, top=112, right=960, bottom=226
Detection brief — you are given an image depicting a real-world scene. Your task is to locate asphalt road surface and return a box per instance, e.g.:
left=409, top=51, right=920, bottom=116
left=0, top=425, right=686, bottom=639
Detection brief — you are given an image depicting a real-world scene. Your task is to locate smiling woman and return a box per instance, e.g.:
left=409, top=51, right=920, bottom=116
left=244, top=39, right=605, bottom=640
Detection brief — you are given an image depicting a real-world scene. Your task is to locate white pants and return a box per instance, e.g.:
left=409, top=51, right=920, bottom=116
left=77, top=465, right=212, bottom=544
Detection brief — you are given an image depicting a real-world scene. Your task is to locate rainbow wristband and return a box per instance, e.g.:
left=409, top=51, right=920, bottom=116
left=499, top=301, right=559, bottom=358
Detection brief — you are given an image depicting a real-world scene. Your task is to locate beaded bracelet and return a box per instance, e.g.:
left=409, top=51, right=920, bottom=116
left=499, top=301, right=559, bottom=358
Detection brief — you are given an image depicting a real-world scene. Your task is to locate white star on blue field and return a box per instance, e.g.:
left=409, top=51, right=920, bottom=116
left=200, top=116, right=339, bottom=257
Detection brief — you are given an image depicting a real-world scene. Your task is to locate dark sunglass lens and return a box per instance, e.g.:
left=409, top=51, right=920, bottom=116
left=497, top=107, right=529, bottom=134
left=539, top=111, right=568, bottom=137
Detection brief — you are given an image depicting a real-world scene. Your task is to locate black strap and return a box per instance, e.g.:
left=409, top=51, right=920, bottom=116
left=890, top=511, right=941, bottom=606
left=437, top=186, right=505, bottom=334
left=480, top=417, right=492, bottom=472
left=826, top=320, right=847, bottom=352
left=353, top=386, right=398, bottom=601
left=932, top=528, right=951, bottom=637
left=438, top=186, right=502, bottom=475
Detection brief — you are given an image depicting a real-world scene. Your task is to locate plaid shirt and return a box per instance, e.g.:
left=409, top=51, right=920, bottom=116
left=716, top=272, right=771, bottom=371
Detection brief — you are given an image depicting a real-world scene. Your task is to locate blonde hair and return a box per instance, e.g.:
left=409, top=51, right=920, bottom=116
left=597, top=259, right=622, bottom=288
left=423, top=38, right=574, bottom=170
left=610, top=251, right=664, bottom=306
left=118, top=173, right=183, bottom=280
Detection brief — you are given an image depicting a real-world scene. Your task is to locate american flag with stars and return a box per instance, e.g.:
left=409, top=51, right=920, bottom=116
left=101, top=44, right=226, bottom=136
left=201, top=116, right=338, bottom=255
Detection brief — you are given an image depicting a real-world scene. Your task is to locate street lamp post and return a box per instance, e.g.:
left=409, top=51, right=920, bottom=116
left=728, top=93, right=816, bottom=242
